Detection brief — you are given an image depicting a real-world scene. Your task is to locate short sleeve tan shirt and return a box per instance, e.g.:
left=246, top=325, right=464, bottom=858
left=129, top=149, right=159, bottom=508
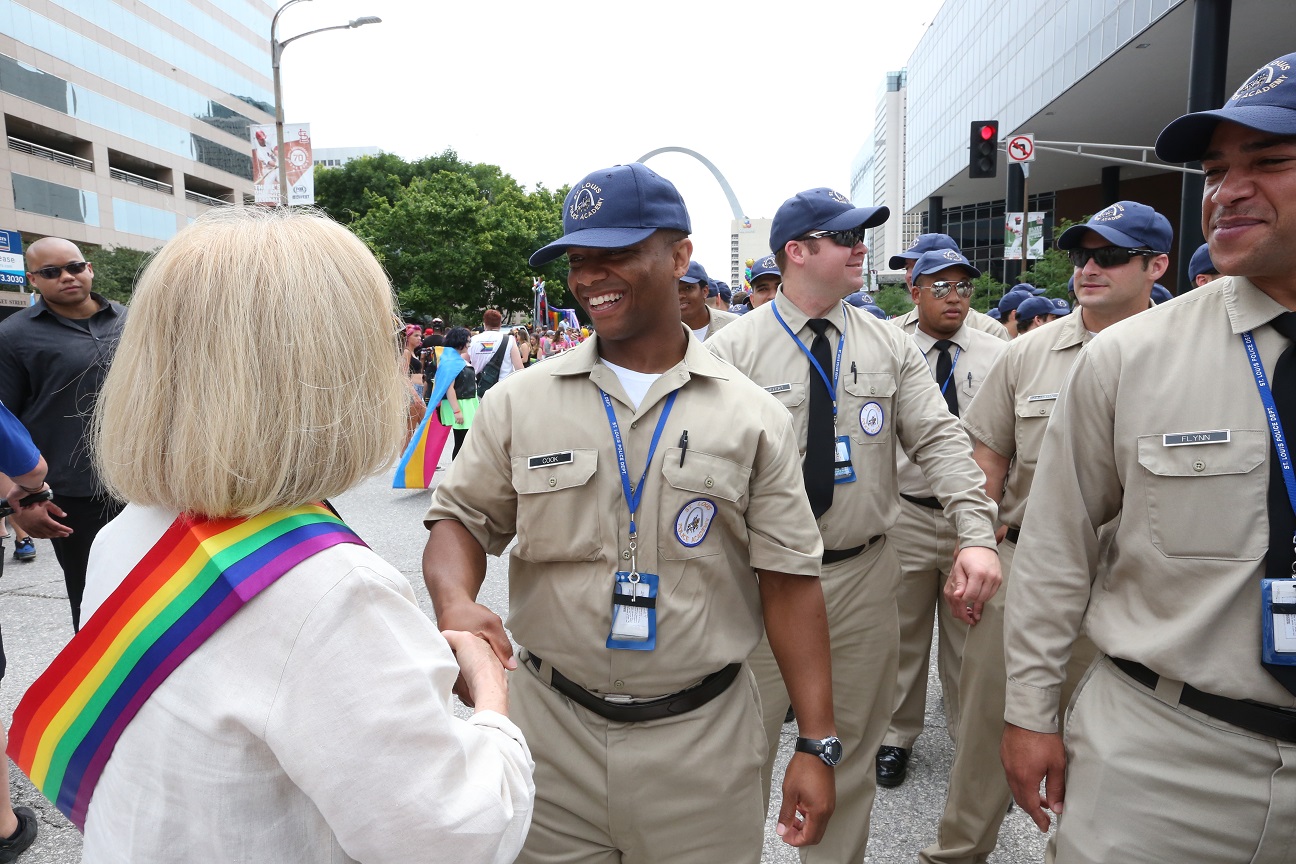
left=961, top=312, right=1092, bottom=528
left=706, top=290, right=997, bottom=550
left=1005, top=277, right=1296, bottom=733
left=704, top=305, right=740, bottom=338
left=896, top=322, right=1007, bottom=496
left=424, top=329, right=823, bottom=697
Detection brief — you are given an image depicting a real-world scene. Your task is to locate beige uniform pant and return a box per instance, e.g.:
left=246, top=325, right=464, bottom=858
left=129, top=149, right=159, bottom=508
left=921, top=539, right=1096, bottom=864
left=512, top=655, right=767, bottom=864
left=750, top=537, right=900, bottom=864
left=1051, top=657, right=1296, bottom=864
left=884, top=496, right=967, bottom=749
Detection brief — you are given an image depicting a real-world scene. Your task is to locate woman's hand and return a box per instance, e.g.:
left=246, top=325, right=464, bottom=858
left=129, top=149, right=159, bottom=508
left=442, top=630, right=509, bottom=715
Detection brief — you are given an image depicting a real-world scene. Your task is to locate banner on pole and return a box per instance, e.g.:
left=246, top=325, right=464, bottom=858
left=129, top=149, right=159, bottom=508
left=1003, top=211, right=1046, bottom=260
left=251, top=123, right=315, bottom=205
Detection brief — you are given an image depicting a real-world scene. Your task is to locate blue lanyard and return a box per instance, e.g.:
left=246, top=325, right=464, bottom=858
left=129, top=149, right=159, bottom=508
left=600, top=389, right=678, bottom=538
left=771, top=301, right=846, bottom=419
left=1242, top=331, right=1296, bottom=523
left=937, top=346, right=962, bottom=395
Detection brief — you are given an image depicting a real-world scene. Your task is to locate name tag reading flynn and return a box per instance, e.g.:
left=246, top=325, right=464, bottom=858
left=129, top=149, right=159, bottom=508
left=527, top=451, right=574, bottom=469
left=1163, top=430, right=1231, bottom=447
left=765, top=383, right=793, bottom=394
left=1027, top=393, right=1059, bottom=402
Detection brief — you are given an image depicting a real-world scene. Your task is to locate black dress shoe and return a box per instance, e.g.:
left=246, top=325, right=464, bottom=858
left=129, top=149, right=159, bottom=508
left=875, top=745, right=909, bottom=788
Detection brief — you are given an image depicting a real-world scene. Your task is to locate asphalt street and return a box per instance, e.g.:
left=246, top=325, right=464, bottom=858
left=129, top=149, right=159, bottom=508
left=0, top=443, right=1050, bottom=863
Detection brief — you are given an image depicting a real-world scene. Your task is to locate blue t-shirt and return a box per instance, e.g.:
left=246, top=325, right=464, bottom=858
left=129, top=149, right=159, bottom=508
left=0, top=401, right=40, bottom=478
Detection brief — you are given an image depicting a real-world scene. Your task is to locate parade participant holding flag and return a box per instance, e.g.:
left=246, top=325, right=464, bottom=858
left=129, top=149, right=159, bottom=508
left=7, top=206, right=534, bottom=863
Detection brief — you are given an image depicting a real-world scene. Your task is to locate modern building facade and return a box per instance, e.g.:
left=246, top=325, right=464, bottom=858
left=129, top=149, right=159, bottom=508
left=315, top=145, right=382, bottom=169
left=0, top=0, right=273, bottom=255
left=851, top=70, right=920, bottom=275
left=899, top=0, right=1291, bottom=289
left=730, top=217, right=772, bottom=290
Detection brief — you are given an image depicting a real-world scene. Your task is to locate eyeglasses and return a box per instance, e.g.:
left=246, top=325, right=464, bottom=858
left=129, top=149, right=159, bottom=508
left=1067, top=247, right=1162, bottom=269
left=31, top=261, right=89, bottom=280
left=925, top=280, right=974, bottom=299
left=802, top=227, right=868, bottom=248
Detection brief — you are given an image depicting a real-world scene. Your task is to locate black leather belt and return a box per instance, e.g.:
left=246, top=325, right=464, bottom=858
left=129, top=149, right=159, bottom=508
left=1005, top=527, right=1021, bottom=544
left=526, top=652, right=740, bottom=723
left=1111, top=657, right=1296, bottom=743
left=822, top=534, right=883, bottom=565
left=900, top=493, right=942, bottom=510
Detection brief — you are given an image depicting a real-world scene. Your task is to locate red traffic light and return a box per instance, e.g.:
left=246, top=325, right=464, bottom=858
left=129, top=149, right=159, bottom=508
left=980, top=124, right=996, bottom=141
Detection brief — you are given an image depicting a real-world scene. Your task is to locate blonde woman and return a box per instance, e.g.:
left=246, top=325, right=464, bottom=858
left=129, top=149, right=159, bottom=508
left=15, top=208, right=534, bottom=863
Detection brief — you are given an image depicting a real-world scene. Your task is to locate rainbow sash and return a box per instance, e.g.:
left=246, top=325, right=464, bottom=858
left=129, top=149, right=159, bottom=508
left=7, top=503, right=364, bottom=830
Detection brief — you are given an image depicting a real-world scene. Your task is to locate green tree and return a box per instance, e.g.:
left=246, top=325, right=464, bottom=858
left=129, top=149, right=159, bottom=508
left=969, top=272, right=1010, bottom=313
left=1020, top=218, right=1081, bottom=299
left=313, top=150, right=468, bottom=225
left=83, top=245, right=155, bottom=303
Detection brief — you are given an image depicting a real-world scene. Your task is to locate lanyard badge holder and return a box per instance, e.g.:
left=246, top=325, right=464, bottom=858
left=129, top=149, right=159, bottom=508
left=773, top=302, right=856, bottom=485
left=602, top=390, right=677, bottom=651
left=1242, top=331, right=1296, bottom=667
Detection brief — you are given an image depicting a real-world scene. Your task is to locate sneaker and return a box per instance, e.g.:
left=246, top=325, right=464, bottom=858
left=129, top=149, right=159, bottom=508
left=0, top=806, right=37, bottom=863
left=11, top=538, right=34, bottom=562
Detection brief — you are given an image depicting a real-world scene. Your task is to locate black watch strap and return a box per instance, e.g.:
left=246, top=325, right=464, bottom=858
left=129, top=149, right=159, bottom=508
left=795, top=735, right=842, bottom=766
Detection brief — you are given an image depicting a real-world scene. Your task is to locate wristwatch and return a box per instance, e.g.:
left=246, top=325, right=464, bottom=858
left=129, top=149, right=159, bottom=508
left=795, top=735, right=843, bottom=767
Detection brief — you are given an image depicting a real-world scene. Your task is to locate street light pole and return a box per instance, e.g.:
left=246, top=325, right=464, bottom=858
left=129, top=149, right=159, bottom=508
left=270, top=2, right=381, bottom=207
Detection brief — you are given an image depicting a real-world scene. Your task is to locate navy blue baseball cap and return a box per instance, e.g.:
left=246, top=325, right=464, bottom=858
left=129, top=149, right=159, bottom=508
left=887, top=233, right=959, bottom=270
left=913, top=249, right=981, bottom=279
left=1151, top=283, right=1174, bottom=304
left=529, top=163, right=691, bottom=266
left=1156, top=53, right=1296, bottom=163
left=680, top=260, right=708, bottom=285
left=749, top=254, right=780, bottom=282
left=708, top=280, right=732, bottom=303
left=844, top=291, right=870, bottom=308
left=1188, top=242, right=1218, bottom=281
left=1015, top=282, right=1046, bottom=296
left=998, top=289, right=1032, bottom=316
left=1056, top=201, right=1173, bottom=253
left=1051, top=297, right=1072, bottom=315
left=986, top=307, right=1003, bottom=320
left=769, top=188, right=889, bottom=254
left=1016, top=296, right=1056, bottom=322
left=862, top=304, right=888, bottom=320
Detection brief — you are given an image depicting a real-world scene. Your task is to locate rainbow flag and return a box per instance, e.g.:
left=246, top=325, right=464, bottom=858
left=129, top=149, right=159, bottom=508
left=7, top=504, right=364, bottom=830
left=393, top=348, right=465, bottom=488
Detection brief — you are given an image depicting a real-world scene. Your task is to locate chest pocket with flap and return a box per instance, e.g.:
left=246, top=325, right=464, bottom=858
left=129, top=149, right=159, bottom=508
left=1136, top=430, right=1266, bottom=560
left=511, top=448, right=601, bottom=562
left=657, top=450, right=749, bottom=561
left=842, top=373, right=896, bottom=445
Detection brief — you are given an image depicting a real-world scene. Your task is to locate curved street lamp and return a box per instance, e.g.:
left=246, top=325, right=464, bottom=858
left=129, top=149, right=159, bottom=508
left=271, top=1, right=381, bottom=206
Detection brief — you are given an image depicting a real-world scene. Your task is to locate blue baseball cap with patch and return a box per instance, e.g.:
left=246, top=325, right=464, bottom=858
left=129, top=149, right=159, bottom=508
left=1051, top=297, right=1072, bottom=315
left=680, top=260, right=708, bottom=285
left=862, top=304, right=888, bottom=320
left=1188, top=243, right=1218, bottom=281
left=1056, top=201, right=1173, bottom=253
left=749, top=254, right=780, bottom=282
left=998, top=289, right=1032, bottom=316
left=887, top=233, right=960, bottom=270
left=912, top=249, right=981, bottom=279
left=529, top=163, right=691, bottom=266
left=1151, top=283, right=1174, bottom=304
left=708, top=280, right=732, bottom=303
left=1156, top=53, right=1296, bottom=163
left=844, top=291, right=872, bottom=308
left=769, top=188, right=889, bottom=254
left=1016, top=296, right=1057, bottom=322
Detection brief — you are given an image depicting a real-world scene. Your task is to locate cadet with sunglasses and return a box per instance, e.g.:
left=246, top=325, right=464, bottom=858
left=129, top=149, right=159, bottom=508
left=878, top=250, right=1007, bottom=790
left=889, top=234, right=1010, bottom=341
left=0, top=238, right=125, bottom=630
left=919, top=200, right=1169, bottom=864
left=708, top=188, right=999, bottom=864
left=1000, top=54, right=1296, bottom=864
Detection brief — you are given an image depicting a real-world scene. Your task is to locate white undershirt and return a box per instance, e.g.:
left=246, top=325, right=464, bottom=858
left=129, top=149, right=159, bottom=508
left=600, top=359, right=663, bottom=411
left=690, top=324, right=710, bottom=341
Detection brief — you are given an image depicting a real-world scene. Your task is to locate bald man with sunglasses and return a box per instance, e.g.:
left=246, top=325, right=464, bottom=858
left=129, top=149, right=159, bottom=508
left=708, top=188, right=999, bottom=864
left=919, top=200, right=1169, bottom=864
left=0, top=237, right=126, bottom=630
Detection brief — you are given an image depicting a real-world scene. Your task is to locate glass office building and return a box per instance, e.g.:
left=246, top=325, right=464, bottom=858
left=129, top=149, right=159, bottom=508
left=0, top=0, right=273, bottom=251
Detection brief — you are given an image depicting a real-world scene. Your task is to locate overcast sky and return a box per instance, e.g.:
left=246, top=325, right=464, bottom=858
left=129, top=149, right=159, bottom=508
left=278, top=0, right=946, bottom=286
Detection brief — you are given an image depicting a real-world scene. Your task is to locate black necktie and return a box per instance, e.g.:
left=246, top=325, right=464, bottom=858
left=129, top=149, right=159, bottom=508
left=804, top=319, right=835, bottom=519
left=1264, top=312, right=1296, bottom=695
left=933, top=339, right=959, bottom=416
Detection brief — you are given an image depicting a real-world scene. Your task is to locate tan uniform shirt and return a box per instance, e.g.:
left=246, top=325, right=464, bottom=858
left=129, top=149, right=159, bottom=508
left=706, top=290, right=997, bottom=551
left=961, top=312, right=1092, bottom=530
left=894, top=306, right=1010, bottom=341
left=1005, top=276, right=1296, bottom=733
left=703, top=305, right=740, bottom=339
left=424, top=328, right=823, bottom=697
left=897, top=322, right=1007, bottom=496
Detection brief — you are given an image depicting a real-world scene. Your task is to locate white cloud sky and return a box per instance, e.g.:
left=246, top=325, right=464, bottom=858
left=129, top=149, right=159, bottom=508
left=278, top=0, right=946, bottom=288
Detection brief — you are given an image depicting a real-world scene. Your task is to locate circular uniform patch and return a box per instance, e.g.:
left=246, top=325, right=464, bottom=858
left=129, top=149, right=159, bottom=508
left=860, top=401, right=885, bottom=436
left=676, top=498, right=717, bottom=547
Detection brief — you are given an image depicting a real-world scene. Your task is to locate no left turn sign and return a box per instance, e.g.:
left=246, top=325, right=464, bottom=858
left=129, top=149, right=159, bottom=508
left=1008, top=134, right=1035, bottom=163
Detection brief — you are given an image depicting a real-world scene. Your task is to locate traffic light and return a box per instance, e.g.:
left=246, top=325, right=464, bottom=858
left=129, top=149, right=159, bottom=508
left=969, top=121, right=999, bottom=179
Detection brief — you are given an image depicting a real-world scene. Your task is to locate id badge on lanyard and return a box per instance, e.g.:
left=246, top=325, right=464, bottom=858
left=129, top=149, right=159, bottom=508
left=600, top=390, right=676, bottom=651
